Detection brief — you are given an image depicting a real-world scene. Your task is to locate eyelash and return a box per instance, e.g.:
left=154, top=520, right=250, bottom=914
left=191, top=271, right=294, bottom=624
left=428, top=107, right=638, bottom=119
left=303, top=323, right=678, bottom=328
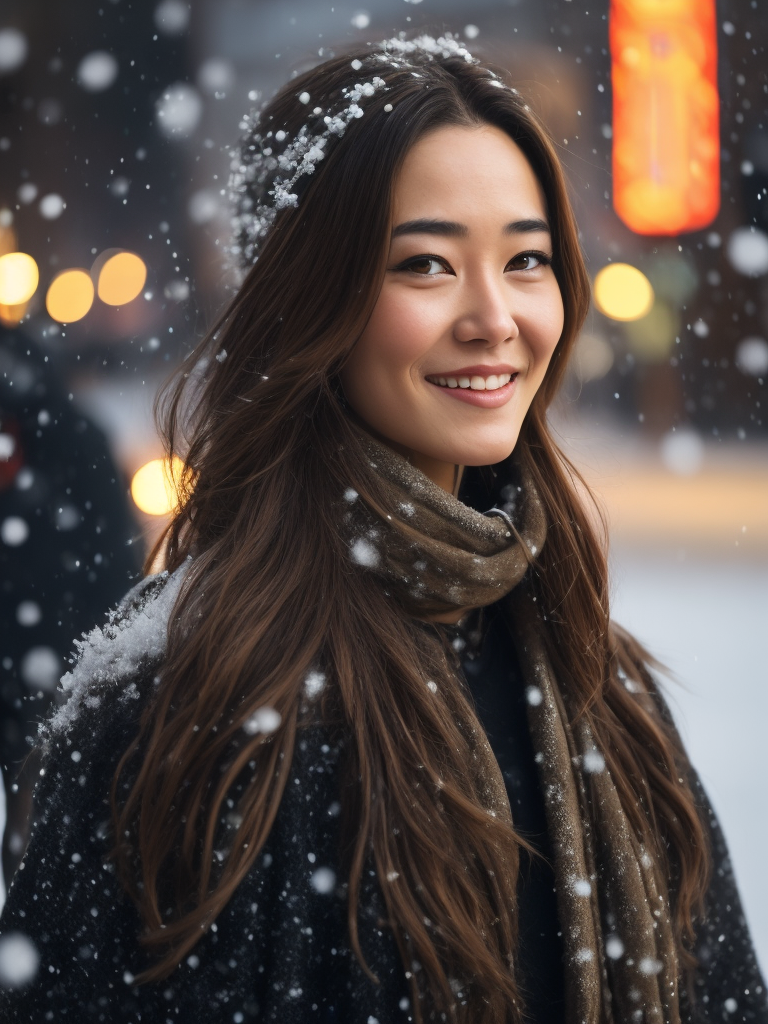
left=394, top=250, right=554, bottom=276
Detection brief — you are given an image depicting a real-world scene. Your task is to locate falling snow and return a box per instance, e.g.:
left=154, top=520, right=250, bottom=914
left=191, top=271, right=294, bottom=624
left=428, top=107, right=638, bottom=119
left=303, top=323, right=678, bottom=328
left=304, top=671, right=326, bottom=699
left=20, top=647, right=60, bottom=692
left=242, top=706, right=282, bottom=736
left=309, top=867, right=336, bottom=894
left=76, top=52, right=119, bottom=92
left=0, top=29, right=27, bottom=74
left=582, top=749, right=606, bottom=774
left=38, top=194, right=65, bottom=219
left=659, top=428, right=705, bottom=477
left=735, top=337, right=768, bottom=377
left=605, top=935, right=625, bottom=960
left=0, top=932, right=39, bottom=989
left=155, top=84, right=203, bottom=139
left=1, top=517, right=28, bottom=546
left=153, top=0, right=190, bottom=34
left=350, top=538, right=379, bottom=567
left=726, top=227, right=768, bottom=277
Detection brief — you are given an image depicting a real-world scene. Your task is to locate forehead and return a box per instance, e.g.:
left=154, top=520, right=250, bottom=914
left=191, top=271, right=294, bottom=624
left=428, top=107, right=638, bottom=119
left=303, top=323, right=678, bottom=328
left=392, top=124, right=548, bottom=223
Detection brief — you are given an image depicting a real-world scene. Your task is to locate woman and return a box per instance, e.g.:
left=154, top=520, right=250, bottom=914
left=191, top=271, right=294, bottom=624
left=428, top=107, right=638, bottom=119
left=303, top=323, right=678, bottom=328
left=0, top=34, right=764, bottom=1024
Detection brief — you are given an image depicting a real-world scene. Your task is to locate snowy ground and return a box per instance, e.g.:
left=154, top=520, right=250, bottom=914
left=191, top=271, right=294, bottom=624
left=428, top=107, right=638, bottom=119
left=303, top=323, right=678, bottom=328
left=610, top=544, right=768, bottom=972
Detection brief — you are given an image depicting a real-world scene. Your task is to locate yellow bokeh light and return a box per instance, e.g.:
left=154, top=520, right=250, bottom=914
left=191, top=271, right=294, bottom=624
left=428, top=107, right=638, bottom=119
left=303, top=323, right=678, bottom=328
left=0, top=252, right=39, bottom=306
left=131, top=457, right=185, bottom=516
left=593, top=263, right=654, bottom=321
left=0, top=223, right=18, bottom=258
left=97, top=251, right=147, bottom=306
left=0, top=302, right=29, bottom=327
left=46, top=269, right=95, bottom=323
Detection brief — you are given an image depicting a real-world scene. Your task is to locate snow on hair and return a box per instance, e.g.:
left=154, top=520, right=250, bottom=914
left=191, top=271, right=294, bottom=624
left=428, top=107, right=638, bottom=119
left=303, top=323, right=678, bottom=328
left=228, top=34, right=480, bottom=268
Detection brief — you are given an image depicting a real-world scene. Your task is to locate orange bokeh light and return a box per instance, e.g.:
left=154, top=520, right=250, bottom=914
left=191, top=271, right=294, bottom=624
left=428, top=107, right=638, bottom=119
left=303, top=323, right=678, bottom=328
left=96, top=251, right=147, bottom=306
left=610, top=0, right=720, bottom=236
left=46, top=269, right=95, bottom=323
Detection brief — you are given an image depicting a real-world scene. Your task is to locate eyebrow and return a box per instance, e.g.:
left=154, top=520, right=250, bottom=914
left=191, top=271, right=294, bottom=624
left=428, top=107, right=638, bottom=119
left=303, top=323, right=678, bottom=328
left=391, top=217, right=551, bottom=238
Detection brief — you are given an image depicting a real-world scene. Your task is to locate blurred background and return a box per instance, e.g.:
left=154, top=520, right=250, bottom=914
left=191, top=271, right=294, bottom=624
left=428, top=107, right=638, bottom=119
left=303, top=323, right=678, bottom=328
left=0, top=0, right=765, bottom=961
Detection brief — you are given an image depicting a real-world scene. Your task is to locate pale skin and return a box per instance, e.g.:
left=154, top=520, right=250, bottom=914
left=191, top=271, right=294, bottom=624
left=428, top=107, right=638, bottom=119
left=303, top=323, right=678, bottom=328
left=341, top=123, right=565, bottom=498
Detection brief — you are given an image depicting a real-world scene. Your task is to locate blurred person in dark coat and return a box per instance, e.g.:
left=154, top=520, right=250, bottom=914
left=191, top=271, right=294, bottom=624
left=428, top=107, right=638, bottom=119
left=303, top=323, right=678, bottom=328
left=0, top=326, right=141, bottom=883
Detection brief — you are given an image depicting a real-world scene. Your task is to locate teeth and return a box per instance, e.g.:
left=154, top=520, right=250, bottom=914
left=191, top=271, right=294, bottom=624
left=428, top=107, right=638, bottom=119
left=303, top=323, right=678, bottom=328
left=429, top=373, right=514, bottom=391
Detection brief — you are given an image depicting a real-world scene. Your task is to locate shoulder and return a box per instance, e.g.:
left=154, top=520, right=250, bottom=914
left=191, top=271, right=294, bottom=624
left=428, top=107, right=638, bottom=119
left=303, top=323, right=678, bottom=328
left=41, top=559, right=192, bottom=751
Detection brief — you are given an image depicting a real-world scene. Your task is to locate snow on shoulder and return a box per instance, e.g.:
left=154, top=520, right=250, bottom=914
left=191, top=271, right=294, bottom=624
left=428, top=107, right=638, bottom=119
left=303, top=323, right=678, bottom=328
left=46, top=560, right=191, bottom=738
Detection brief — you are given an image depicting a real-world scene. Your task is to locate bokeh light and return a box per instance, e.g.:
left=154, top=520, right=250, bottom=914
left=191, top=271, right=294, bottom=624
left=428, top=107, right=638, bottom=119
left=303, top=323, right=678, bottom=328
left=39, top=194, right=65, bottom=219
left=572, top=332, right=615, bottom=382
left=735, top=337, right=768, bottom=377
left=726, top=227, right=768, bottom=277
left=155, top=82, right=203, bottom=138
left=593, top=263, right=654, bottom=321
left=611, top=0, right=719, bottom=235
left=45, top=269, right=95, bottom=323
left=0, top=252, right=39, bottom=306
left=624, top=301, right=679, bottom=362
left=76, top=51, right=119, bottom=92
left=17, top=183, right=37, bottom=205
left=96, top=251, right=147, bottom=306
left=197, top=58, right=234, bottom=96
left=0, top=218, right=16, bottom=259
left=131, top=457, right=185, bottom=516
left=154, top=0, right=190, bottom=35
left=660, top=427, right=705, bottom=477
left=0, top=28, right=28, bottom=75
left=646, top=250, right=699, bottom=304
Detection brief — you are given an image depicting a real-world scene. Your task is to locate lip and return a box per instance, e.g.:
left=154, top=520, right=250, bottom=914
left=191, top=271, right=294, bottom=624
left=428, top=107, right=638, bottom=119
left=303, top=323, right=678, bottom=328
left=425, top=364, right=517, bottom=378
left=427, top=375, right=518, bottom=408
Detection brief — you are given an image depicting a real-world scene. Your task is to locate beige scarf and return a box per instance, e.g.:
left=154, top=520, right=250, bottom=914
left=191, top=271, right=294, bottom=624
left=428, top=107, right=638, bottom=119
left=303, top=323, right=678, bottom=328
left=355, top=431, right=681, bottom=1024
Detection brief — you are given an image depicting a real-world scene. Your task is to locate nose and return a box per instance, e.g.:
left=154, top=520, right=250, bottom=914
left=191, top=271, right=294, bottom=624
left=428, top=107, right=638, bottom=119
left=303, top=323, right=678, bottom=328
left=451, top=271, right=519, bottom=347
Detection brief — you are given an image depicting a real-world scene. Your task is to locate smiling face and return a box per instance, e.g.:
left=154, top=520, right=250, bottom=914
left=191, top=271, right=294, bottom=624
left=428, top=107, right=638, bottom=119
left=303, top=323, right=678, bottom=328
left=340, top=123, right=565, bottom=492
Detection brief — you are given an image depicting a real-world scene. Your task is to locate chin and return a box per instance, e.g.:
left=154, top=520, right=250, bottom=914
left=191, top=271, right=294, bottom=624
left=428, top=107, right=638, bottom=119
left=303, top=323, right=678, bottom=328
left=441, top=434, right=521, bottom=468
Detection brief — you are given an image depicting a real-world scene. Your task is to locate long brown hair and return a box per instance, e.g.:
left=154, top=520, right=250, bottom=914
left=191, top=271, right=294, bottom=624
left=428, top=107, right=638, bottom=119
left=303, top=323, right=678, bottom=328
left=111, top=40, right=709, bottom=1022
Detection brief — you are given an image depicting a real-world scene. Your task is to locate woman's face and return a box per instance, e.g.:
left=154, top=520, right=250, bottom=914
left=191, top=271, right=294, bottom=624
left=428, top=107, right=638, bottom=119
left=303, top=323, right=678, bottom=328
left=340, top=123, right=565, bottom=491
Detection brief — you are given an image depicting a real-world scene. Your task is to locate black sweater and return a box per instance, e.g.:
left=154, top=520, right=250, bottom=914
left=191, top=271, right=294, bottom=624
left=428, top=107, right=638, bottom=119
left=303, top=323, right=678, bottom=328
left=0, top=601, right=766, bottom=1022
left=457, top=606, right=565, bottom=1023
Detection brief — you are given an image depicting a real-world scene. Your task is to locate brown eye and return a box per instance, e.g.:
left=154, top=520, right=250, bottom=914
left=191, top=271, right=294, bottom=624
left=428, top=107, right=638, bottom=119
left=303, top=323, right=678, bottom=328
left=506, top=251, right=552, bottom=272
left=398, top=256, right=449, bottom=276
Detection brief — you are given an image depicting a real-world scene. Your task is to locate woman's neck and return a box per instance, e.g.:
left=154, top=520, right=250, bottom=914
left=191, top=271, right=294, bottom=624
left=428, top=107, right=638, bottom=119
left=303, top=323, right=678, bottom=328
left=427, top=606, right=473, bottom=624
left=347, top=413, right=464, bottom=495
left=377, top=437, right=464, bottom=496
left=409, top=453, right=464, bottom=496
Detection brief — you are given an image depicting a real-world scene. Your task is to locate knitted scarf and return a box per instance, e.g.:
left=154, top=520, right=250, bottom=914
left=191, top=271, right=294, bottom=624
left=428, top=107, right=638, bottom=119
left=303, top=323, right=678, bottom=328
left=354, top=431, right=681, bottom=1024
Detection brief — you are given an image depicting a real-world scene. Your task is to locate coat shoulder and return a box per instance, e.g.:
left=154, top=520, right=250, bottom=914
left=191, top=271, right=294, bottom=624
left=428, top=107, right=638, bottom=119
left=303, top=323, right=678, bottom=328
left=41, top=560, right=191, bottom=754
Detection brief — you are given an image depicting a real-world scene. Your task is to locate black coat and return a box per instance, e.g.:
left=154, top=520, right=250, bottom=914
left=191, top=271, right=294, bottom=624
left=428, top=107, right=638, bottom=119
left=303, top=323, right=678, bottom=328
left=0, top=574, right=765, bottom=1022
left=0, top=328, right=141, bottom=772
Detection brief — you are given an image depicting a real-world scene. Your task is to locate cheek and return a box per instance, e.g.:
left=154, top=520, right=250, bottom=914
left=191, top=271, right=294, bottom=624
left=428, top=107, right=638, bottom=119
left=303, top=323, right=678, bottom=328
left=528, top=286, right=565, bottom=369
left=351, top=288, right=440, bottom=380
